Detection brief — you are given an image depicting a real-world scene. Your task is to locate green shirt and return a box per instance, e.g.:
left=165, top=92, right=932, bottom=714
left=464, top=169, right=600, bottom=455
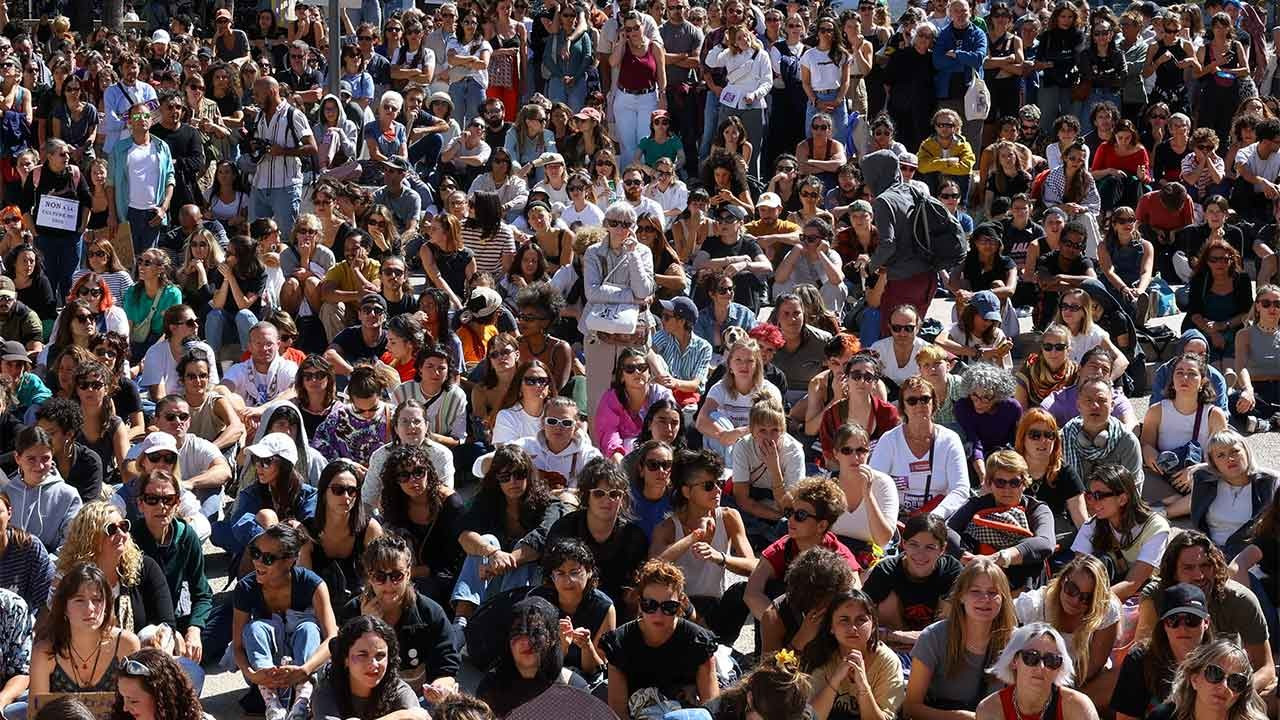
left=130, top=517, right=213, bottom=630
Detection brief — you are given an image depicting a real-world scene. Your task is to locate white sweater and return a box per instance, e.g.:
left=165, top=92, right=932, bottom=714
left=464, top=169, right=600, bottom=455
left=868, top=424, right=970, bottom=521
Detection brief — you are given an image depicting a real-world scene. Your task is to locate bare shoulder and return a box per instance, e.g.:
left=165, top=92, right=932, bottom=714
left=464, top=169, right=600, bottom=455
left=1060, top=687, right=1100, bottom=719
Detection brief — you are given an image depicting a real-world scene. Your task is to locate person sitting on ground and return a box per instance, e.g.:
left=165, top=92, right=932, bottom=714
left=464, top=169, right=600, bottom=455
left=219, top=321, right=299, bottom=430
left=974, top=622, right=1100, bottom=720
left=322, top=293, right=390, bottom=378
left=2, top=425, right=81, bottom=553
left=1042, top=346, right=1140, bottom=431
left=309, top=614, right=430, bottom=720
left=138, top=305, right=218, bottom=403
left=1061, top=378, right=1143, bottom=484
left=1071, top=463, right=1170, bottom=600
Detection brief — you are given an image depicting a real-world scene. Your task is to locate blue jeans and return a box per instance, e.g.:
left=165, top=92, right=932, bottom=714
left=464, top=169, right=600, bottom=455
left=242, top=611, right=323, bottom=673
left=450, top=534, right=540, bottom=607
left=1082, top=89, right=1122, bottom=135
left=250, top=185, right=302, bottom=240
left=548, top=76, right=588, bottom=114
left=806, top=89, right=850, bottom=143
left=450, top=77, right=486, bottom=125
left=127, top=206, right=164, bottom=259
left=205, top=307, right=258, bottom=352
left=699, top=90, right=721, bottom=163
left=36, top=233, right=80, bottom=301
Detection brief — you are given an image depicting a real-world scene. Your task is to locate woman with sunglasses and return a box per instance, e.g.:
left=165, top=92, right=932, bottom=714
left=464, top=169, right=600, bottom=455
left=365, top=400, right=457, bottom=514
left=492, top=359, right=554, bottom=445
left=231, top=523, right=338, bottom=720
left=946, top=449, right=1054, bottom=587
left=218, top=431, right=318, bottom=562
left=173, top=228, right=222, bottom=324
left=1223, top=283, right=1280, bottom=428
left=504, top=105, right=555, bottom=186
left=817, top=351, right=900, bottom=465
left=311, top=363, right=395, bottom=469
left=651, top=448, right=755, bottom=643
left=596, top=347, right=673, bottom=463
left=608, top=10, right=667, bottom=176
left=56, top=502, right=196, bottom=678
left=973, top=623, right=1094, bottom=720
left=63, top=272, right=128, bottom=342
left=1071, top=463, right=1168, bottom=599
left=868, top=374, right=968, bottom=523
left=1183, top=239, right=1251, bottom=366
left=543, top=458, right=648, bottom=611
left=826, top=422, right=896, bottom=563
left=1015, top=323, right=1078, bottom=409
left=601, top=559, right=719, bottom=716
left=73, top=237, right=132, bottom=305
left=84, top=332, right=143, bottom=438
left=453, top=445, right=557, bottom=625
left=1098, top=205, right=1155, bottom=323
left=301, top=460, right=384, bottom=614
left=626, top=438, right=676, bottom=538
left=73, top=360, right=127, bottom=484
left=50, top=72, right=98, bottom=167
left=339, top=534, right=461, bottom=704
left=377, top=445, right=465, bottom=609
left=124, top=249, right=181, bottom=364
left=1015, top=408, right=1088, bottom=539
left=1142, top=637, right=1268, bottom=720
left=588, top=148, right=621, bottom=211
left=27, top=563, right=141, bottom=712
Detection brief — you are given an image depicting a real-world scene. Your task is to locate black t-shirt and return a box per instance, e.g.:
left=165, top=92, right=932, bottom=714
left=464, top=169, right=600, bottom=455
left=531, top=586, right=614, bottom=673
left=213, top=90, right=242, bottom=120
left=485, top=121, right=514, bottom=151
left=545, top=509, right=649, bottom=605
left=275, top=67, right=324, bottom=95
left=330, top=327, right=388, bottom=364
left=961, top=252, right=1017, bottom=292
left=1001, top=219, right=1043, bottom=270
left=698, top=234, right=766, bottom=311
left=385, top=292, right=417, bottom=319
left=1026, top=464, right=1084, bottom=531
left=428, top=245, right=474, bottom=301
left=861, top=553, right=963, bottom=631
left=1111, top=644, right=1173, bottom=719
left=1153, top=141, right=1191, bottom=183
left=216, top=269, right=267, bottom=315
left=600, top=618, right=718, bottom=701
left=1035, top=250, right=1096, bottom=323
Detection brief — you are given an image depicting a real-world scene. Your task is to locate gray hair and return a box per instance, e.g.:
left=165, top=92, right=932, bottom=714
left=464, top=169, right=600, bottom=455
left=43, top=138, right=70, bottom=158
left=913, top=22, right=938, bottom=40
left=959, top=362, right=1017, bottom=401
left=1206, top=429, right=1256, bottom=476
left=379, top=90, right=404, bottom=112
left=989, top=623, right=1076, bottom=686
left=604, top=201, right=637, bottom=225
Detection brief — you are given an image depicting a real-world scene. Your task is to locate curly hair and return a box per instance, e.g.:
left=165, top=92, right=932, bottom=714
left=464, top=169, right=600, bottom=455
left=473, top=445, right=551, bottom=531
left=793, top=476, right=848, bottom=525
left=784, top=547, right=856, bottom=615
left=700, top=148, right=749, bottom=196
left=380, top=445, right=445, bottom=532
left=634, top=558, right=686, bottom=599
left=717, top=647, right=813, bottom=719
left=540, top=537, right=599, bottom=592
left=959, top=362, right=1017, bottom=401
left=513, top=281, right=565, bottom=320
left=1156, top=530, right=1232, bottom=604
left=109, top=649, right=203, bottom=720
left=88, top=332, right=130, bottom=379
left=576, top=456, right=632, bottom=518
left=57, top=501, right=143, bottom=587
left=325, top=615, right=405, bottom=720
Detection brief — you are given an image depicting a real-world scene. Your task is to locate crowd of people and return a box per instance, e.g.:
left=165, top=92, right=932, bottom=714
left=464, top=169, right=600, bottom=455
left=0, top=0, right=1274, bottom=718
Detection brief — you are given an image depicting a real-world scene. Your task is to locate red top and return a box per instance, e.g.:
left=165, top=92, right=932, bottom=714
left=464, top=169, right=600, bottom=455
left=818, top=396, right=901, bottom=466
left=761, top=532, right=861, bottom=579
left=1091, top=141, right=1150, bottom=180
left=997, top=684, right=1064, bottom=720
left=618, top=43, right=658, bottom=91
left=1136, top=190, right=1195, bottom=233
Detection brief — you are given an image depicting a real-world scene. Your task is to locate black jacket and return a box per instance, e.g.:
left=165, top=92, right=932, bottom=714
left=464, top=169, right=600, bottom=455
left=1190, top=467, right=1278, bottom=556
left=340, top=592, right=461, bottom=682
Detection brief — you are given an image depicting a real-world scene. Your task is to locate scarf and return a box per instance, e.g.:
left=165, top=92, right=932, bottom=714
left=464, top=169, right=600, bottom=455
left=1017, top=353, right=1078, bottom=406
left=1061, top=415, right=1123, bottom=474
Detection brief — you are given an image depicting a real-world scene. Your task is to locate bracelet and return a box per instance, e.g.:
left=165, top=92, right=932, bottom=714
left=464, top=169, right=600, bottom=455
left=717, top=552, right=728, bottom=567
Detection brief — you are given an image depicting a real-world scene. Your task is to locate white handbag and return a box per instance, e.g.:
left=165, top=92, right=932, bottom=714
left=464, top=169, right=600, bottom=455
left=585, top=252, right=641, bottom=335
left=964, top=69, right=992, bottom=122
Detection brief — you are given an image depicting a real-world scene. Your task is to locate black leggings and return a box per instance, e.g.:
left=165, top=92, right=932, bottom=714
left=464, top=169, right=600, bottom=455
left=690, top=582, right=751, bottom=645
left=1229, top=380, right=1280, bottom=425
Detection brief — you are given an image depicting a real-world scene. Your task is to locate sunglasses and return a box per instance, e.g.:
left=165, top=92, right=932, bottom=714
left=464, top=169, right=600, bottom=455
left=1207, top=255, right=1231, bottom=264
left=989, top=476, right=1022, bottom=489
left=1258, top=299, right=1279, bottom=309
left=1042, top=342, right=1068, bottom=352
left=783, top=507, right=816, bottom=522
left=249, top=545, right=288, bottom=565
left=644, top=458, right=673, bottom=472
left=1017, top=649, right=1065, bottom=669
left=78, top=381, right=105, bottom=391
left=1084, top=489, right=1122, bottom=501
left=121, top=658, right=152, bottom=678
left=371, top=569, right=407, bottom=584
left=141, top=493, right=179, bottom=507
left=622, top=364, right=649, bottom=374
left=103, top=519, right=131, bottom=537
left=302, top=371, right=329, bottom=382
left=1026, top=429, right=1056, bottom=442
left=903, top=395, right=933, bottom=406
left=146, top=451, right=178, bottom=465
left=604, top=219, right=634, bottom=229
left=838, top=445, right=871, bottom=457
left=78, top=287, right=104, bottom=297
left=490, top=347, right=517, bottom=360
left=522, top=376, right=551, bottom=387
left=588, top=488, right=626, bottom=501
left=329, top=484, right=360, bottom=498
left=639, top=597, right=681, bottom=616
left=498, top=470, right=530, bottom=484
left=398, top=466, right=429, bottom=484
left=1163, top=612, right=1206, bottom=629
left=253, top=455, right=277, bottom=469
left=846, top=370, right=877, bottom=383
left=1062, top=577, right=1094, bottom=603
left=939, top=192, right=960, bottom=200
left=1203, top=663, right=1251, bottom=694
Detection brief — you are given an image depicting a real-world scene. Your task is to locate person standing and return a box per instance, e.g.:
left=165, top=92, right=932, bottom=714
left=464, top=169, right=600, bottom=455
left=248, top=76, right=316, bottom=240
left=661, top=0, right=704, bottom=177
left=863, top=150, right=938, bottom=336
left=108, top=100, right=174, bottom=260
left=150, top=91, right=205, bottom=227
left=931, top=0, right=987, bottom=152
left=100, top=55, right=157, bottom=146
left=611, top=11, right=668, bottom=174
left=19, top=138, right=90, bottom=300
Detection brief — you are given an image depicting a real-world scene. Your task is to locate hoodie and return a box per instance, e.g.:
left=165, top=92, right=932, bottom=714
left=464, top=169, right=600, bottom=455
left=238, top=400, right=327, bottom=490
left=363, top=437, right=457, bottom=510
left=1149, top=329, right=1230, bottom=411
left=1, top=469, right=82, bottom=552
left=311, top=95, right=359, bottom=168
left=864, top=150, right=932, bottom=280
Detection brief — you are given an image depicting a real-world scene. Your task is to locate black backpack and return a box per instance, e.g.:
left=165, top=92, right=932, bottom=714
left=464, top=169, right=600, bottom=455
left=908, top=186, right=969, bottom=272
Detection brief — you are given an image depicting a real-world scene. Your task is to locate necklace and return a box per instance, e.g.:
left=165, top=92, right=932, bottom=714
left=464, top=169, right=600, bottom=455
left=68, top=636, right=105, bottom=684
left=1011, top=688, right=1052, bottom=720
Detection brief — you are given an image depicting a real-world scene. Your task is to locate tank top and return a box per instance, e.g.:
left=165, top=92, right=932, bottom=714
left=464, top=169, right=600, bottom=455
left=618, top=43, right=658, bottom=91
left=188, top=390, right=229, bottom=443
left=49, top=633, right=123, bottom=692
left=1245, top=324, right=1280, bottom=377
left=1156, top=399, right=1211, bottom=450
left=997, top=684, right=1063, bottom=720
left=670, top=507, right=730, bottom=598
left=1105, top=237, right=1146, bottom=286
left=1154, top=41, right=1187, bottom=94
left=208, top=191, right=246, bottom=225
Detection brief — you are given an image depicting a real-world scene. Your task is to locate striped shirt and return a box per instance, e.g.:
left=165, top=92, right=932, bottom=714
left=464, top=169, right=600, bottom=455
left=461, top=221, right=517, bottom=275
left=71, top=269, right=133, bottom=305
left=253, top=100, right=313, bottom=190
left=651, top=328, right=712, bottom=390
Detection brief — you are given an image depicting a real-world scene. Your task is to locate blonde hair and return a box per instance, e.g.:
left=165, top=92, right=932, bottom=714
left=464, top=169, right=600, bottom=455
left=720, top=337, right=765, bottom=400
left=916, top=344, right=950, bottom=366
left=748, top=394, right=786, bottom=429
left=984, top=449, right=1031, bottom=489
left=1044, top=555, right=1113, bottom=677
left=182, top=228, right=224, bottom=270
left=56, top=501, right=143, bottom=587
left=941, top=559, right=1017, bottom=678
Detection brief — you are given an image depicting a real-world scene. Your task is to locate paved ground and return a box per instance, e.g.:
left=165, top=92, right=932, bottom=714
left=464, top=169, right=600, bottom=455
left=191, top=286, right=1275, bottom=715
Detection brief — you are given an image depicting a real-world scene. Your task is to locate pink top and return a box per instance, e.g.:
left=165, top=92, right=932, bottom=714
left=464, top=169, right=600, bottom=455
left=593, top=383, right=675, bottom=458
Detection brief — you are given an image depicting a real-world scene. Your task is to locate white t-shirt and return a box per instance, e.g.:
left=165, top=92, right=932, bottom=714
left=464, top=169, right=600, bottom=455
left=869, top=336, right=930, bottom=387
left=138, top=339, right=219, bottom=392
left=445, top=37, right=493, bottom=86
left=831, top=467, right=901, bottom=541
left=222, top=356, right=298, bottom=407
left=493, top=405, right=543, bottom=445
left=705, top=379, right=784, bottom=430
left=868, top=424, right=970, bottom=520
left=1014, top=585, right=1121, bottom=667
left=1237, top=141, right=1280, bottom=192
left=730, top=433, right=805, bottom=513
left=799, top=47, right=844, bottom=92
left=560, top=202, right=605, bottom=229
left=1068, top=324, right=1106, bottom=363
left=126, top=140, right=162, bottom=210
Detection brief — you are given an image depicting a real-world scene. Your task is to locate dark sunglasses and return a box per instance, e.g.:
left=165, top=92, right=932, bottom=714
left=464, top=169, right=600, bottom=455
left=329, top=484, right=360, bottom=497
left=522, top=376, right=551, bottom=387
left=498, top=470, right=529, bottom=484
left=782, top=507, right=815, bottom=522
left=1026, top=429, right=1057, bottom=442
left=1202, top=663, right=1251, bottom=694
left=1163, top=612, right=1206, bottom=629
left=846, top=370, right=878, bottom=383
left=398, top=466, right=429, bottom=483
left=989, top=476, right=1022, bottom=489
left=838, top=445, right=871, bottom=456
left=644, top=459, right=673, bottom=471
left=1062, top=578, right=1093, bottom=603
left=639, top=597, right=681, bottom=616
left=903, top=395, right=933, bottom=406
left=890, top=323, right=915, bottom=333
left=1042, top=342, right=1068, bottom=352
left=77, top=287, right=104, bottom=297
left=1017, top=649, right=1065, bottom=669
left=371, top=569, right=407, bottom=584
left=1084, top=489, right=1122, bottom=501
left=78, top=381, right=105, bottom=391
left=141, top=493, right=179, bottom=507
left=163, top=411, right=191, bottom=422
left=103, top=519, right=131, bottom=537
left=621, top=364, right=649, bottom=374
left=145, top=451, right=178, bottom=465
left=249, top=545, right=288, bottom=565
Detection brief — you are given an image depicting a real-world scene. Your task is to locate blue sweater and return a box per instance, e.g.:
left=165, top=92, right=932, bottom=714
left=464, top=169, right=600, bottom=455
left=932, top=21, right=987, bottom=100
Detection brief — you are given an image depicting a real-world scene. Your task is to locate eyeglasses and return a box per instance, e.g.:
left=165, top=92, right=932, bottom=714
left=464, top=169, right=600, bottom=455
left=1017, top=649, right=1065, bottom=669
left=360, top=305, right=385, bottom=316
left=838, top=445, right=871, bottom=457
left=249, top=545, right=289, bottom=565
left=522, top=375, right=551, bottom=387
left=301, top=371, right=329, bottom=382
left=1084, top=489, right=1122, bottom=501
left=141, top=492, right=179, bottom=507
left=653, top=118, right=670, bottom=125
left=846, top=370, right=877, bottom=383
left=398, top=466, right=429, bottom=484
left=544, top=416, right=575, bottom=428
left=639, top=597, right=682, bottom=616
left=811, top=124, right=830, bottom=131
left=103, top=519, right=131, bottom=537
left=1114, top=217, right=1136, bottom=225
left=1042, top=342, right=1068, bottom=352
left=381, top=267, right=405, bottom=277
left=517, top=312, right=549, bottom=322
left=1162, top=612, right=1206, bottom=629
left=800, top=191, right=821, bottom=199
left=621, top=363, right=648, bottom=374
left=1026, top=429, right=1056, bottom=442
left=903, top=395, right=933, bottom=406
left=121, top=658, right=152, bottom=678
left=604, top=219, right=634, bottom=229
left=489, top=346, right=517, bottom=360
left=623, top=179, right=644, bottom=187
left=989, top=476, right=1022, bottom=489
left=551, top=568, right=587, bottom=582
left=783, top=507, right=815, bottom=522
left=588, top=488, right=625, bottom=501
left=642, top=458, right=673, bottom=472
left=78, top=380, right=105, bottom=391
left=1202, top=663, right=1251, bottom=694
left=329, top=484, right=360, bottom=497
